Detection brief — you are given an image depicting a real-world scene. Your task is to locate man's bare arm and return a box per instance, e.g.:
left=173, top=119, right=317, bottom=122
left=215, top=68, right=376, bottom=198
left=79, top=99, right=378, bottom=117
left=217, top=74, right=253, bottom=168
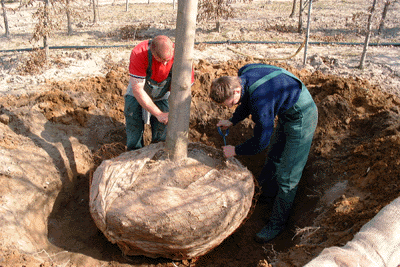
left=130, top=76, right=169, bottom=124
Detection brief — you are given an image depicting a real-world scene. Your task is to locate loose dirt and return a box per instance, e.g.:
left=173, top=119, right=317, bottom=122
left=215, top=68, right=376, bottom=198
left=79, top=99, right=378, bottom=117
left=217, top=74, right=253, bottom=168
left=1, top=0, right=400, bottom=266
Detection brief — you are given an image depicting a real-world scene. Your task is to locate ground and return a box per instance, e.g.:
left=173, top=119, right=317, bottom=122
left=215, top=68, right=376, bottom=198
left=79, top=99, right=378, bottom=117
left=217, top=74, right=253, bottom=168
left=0, top=0, right=400, bottom=266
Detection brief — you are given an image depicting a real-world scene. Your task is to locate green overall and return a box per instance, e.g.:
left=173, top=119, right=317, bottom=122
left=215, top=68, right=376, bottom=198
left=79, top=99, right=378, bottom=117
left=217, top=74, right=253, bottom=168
left=242, top=65, right=318, bottom=241
left=124, top=43, right=171, bottom=151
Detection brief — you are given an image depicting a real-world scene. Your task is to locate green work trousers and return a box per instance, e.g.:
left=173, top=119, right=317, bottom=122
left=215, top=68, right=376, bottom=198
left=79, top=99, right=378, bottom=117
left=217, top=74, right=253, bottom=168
left=259, top=86, right=318, bottom=228
left=124, top=95, right=169, bottom=151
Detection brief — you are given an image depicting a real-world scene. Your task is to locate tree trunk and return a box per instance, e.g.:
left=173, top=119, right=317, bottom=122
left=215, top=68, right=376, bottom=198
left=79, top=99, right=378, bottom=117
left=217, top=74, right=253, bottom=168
left=43, top=0, right=49, bottom=60
left=92, top=0, right=97, bottom=23
left=125, top=0, right=128, bottom=12
left=1, top=0, right=10, bottom=37
left=298, top=0, right=303, bottom=33
left=378, top=0, right=391, bottom=34
left=289, top=0, right=297, bottom=18
left=66, top=0, right=72, bottom=35
left=216, top=20, right=221, bottom=32
left=166, top=0, right=198, bottom=161
left=97, top=0, right=100, bottom=21
left=359, top=0, right=377, bottom=69
left=303, top=0, right=312, bottom=65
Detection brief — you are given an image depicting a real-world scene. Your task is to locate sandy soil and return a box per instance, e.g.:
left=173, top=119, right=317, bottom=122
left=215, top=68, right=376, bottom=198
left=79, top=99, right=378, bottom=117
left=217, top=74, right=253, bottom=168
left=1, top=0, right=400, bottom=266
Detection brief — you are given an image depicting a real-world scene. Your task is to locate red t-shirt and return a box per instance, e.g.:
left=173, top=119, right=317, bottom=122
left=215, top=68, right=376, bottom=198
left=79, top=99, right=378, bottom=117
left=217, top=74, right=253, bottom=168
left=129, top=40, right=194, bottom=84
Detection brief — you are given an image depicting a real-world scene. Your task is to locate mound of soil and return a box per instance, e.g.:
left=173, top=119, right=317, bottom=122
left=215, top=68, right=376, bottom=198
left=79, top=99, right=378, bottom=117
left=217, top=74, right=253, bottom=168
left=1, top=58, right=400, bottom=267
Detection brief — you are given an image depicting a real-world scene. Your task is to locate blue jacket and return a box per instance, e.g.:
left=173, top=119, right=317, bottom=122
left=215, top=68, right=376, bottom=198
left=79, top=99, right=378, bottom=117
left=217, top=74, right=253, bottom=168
left=231, top=64, right=303, bottom=155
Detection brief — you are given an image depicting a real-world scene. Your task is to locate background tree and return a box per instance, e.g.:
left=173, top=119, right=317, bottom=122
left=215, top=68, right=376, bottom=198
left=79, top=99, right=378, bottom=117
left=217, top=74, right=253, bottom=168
left=378, top=0, right=396, bottom=34
left=197, top=0, right=232, bottom=32
left=298, top=0, right=303, bottom=32
left=297, top=0, right=311, bottom=33
left=289, top=0, right=311, bottom=33
left=197, top=0, right=252, bottom=33
left=92, top=0, right=98, bottom=23
left=166, top=0, right=198, bottom=160
left=359, top=0, right=378, bottom=69
left=65, top=0, right=73, bottom=34
left=303, top=0, right=312, bottom=65
left=1, top=0, right=10, bottom=37
left=31, top=0, right=56, bottom=59
left=56, top=0, right=87, bottom=35
left=28, top=0, right=88, bottom=57
left=289, top=0, right=297, bottom=18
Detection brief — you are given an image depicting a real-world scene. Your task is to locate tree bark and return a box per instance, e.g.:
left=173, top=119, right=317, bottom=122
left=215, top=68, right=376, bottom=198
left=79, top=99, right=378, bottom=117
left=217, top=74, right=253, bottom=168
left=43, top=0, right=50, bottom=60
left=92, top=0, right=98, bottom=23
left=378, top=0, right=391, bottom=34
left=216, top=20, right=221, bottom=32
left=303, top=0, right=312, bottom=65
left=1, top=0, right=10, bottom=37
left=66, top=0, right=72, bottom=35
left=298, top=0, right=303, bottom=33
left=290, top=0, right=297, bottom=18
left=166, top=0, right=198, bottom=161
left=359, top=0, right=377, bottom=69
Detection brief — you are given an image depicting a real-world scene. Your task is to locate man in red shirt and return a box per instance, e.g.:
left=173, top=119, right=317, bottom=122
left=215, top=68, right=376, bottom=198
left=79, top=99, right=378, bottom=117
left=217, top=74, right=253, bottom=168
left=125, top=35, right=194, bottom=151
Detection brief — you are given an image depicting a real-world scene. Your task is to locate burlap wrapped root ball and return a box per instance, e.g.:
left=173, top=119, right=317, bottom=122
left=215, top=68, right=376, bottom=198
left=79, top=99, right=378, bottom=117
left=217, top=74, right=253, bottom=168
left=89, top=142, right=255, bottom=260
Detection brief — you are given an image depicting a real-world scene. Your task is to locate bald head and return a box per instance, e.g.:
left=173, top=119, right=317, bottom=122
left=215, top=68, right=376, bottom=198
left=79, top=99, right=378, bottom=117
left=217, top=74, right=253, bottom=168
left=151, top=35, right=174, bottom=63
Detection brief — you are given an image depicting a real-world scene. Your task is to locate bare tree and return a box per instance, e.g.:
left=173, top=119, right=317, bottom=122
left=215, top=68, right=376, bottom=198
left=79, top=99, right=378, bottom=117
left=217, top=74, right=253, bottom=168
left=290, top=0, right=297, bottom=18
left=297, top=0, right=311, bottom=33
left=1, top=0, right=10, bottom=37
left=92, top=0, right=98, bottom=23
left=57, top=0, right=88, bottom=35
left=303, top=0, right=312, bottom=65
left=31, top=0, right=55, bottom=60
left=359, top=0, right=378, bottom=69
left=378, top=0, right=393, bottom=34
left=166, top=0, right=198, bottom=160
left=197, top=0, right=252, bottom=33
left=298, top=0, right=303, bottom=32
left=64, top=0, right=73, bottom=35
left=43, top=0, right=49, bottom=58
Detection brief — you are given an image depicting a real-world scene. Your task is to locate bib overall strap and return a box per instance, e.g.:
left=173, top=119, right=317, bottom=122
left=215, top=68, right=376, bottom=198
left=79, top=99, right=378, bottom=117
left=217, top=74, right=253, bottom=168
left=145, top=40, right=173, bottom=82
left=146, top=41, right=153, bottom=79
left=248, top=70, right=282, bottom=95
left=242, top=65, right=304, bottom=95
left=241, top=64, right=281, bottom=74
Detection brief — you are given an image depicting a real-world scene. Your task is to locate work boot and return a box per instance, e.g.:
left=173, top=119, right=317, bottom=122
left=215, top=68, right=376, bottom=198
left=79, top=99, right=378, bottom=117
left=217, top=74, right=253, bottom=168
left=255, top=187, right=297, bottom=243
left=254, top=221, right=284, bottom=243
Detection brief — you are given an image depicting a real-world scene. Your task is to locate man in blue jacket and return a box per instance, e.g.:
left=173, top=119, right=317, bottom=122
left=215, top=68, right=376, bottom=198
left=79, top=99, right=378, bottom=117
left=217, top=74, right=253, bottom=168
left=210, top=63, right=318, bottom=243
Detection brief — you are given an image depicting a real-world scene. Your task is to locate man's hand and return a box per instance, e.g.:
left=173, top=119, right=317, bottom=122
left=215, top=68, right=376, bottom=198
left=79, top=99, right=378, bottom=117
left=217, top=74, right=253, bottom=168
left=155, top=112, right=169, bottom=125
left=222, top=145, right=236, bottom=158
left=130, top=76, right=167, bottom=123
left=217, top=119, right=233, bottom=130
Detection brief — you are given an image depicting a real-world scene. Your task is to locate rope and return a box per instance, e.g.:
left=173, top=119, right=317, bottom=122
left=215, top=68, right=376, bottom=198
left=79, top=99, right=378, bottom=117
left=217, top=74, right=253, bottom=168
left=227, top=39, right=306, bottom=61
